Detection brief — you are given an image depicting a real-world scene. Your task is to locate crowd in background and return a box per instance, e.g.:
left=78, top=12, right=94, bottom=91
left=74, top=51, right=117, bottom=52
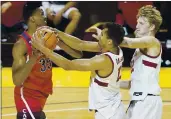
left=1, top=1, right=171, bottom=67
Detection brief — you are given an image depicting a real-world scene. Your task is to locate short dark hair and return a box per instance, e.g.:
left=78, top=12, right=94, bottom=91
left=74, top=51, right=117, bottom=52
left=23, top=1, right=42, bottom=23
left=104, top=22, right=125, bottom=46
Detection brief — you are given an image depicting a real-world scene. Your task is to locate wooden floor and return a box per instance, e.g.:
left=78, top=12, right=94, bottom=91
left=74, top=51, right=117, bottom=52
left=1, top=88, right=171, bottom=119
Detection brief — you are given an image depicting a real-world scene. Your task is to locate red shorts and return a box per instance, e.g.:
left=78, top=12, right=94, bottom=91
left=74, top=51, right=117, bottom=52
left=14, top=86, right=49, bottom=119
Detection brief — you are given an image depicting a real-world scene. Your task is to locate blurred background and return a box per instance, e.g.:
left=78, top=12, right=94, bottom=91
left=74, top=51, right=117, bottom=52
left=1, top=1, right=171, bottom=68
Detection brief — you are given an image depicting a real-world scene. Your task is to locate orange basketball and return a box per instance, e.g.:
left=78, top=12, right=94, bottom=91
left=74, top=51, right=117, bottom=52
left=37, top=28, right=59, bottom=50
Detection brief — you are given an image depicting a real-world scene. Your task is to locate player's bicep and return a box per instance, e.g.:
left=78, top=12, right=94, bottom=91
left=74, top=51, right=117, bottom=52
left=12, top=41, right=27, bottom=74
left=123, top=36, right=156, bottom=48
left=69, top=55, right=109, bottom=71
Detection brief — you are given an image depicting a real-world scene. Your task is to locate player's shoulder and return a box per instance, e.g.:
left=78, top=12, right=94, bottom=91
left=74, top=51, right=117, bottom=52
left=14, top=37, right=25, bottom=47
left=153, top=37, right=161, bottom=48
left=13, top=37, right=27, bottom=54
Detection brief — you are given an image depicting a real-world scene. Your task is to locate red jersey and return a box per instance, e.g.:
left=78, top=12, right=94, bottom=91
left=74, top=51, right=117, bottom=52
left=16, top=31, right=53, bottom=95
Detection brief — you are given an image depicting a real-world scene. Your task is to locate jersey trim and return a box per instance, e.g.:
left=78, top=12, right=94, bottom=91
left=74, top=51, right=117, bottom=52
left=95, top=54, right=114, bottom=78
left=20, top=87, right=36, bottom=119
left=19, top=31, right=32, bottom=56
left=140, top=44, right=161, bottom=58
left=142, top=60, right=157, bottom=68
left=94, top=78, right=108, bottom=87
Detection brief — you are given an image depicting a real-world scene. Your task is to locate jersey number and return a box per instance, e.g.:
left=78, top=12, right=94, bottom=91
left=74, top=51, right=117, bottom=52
left=116, top=66, right=122, bottom=82
left=39, top=58, right=52, bottom=72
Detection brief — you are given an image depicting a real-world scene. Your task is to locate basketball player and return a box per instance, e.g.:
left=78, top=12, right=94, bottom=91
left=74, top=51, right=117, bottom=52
left=32, top=22, right=126, bottom=119
left=12, top=2, right=82, bottom=119
left=119, top=5, right=163, bottom=119
left=41, top=1, right=81, bottom=35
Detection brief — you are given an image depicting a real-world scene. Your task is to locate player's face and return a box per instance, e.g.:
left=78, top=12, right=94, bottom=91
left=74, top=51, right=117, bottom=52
left=135, top=16, right=151, bottom=38
left=33, top=8, right=47, bottom=27
left=98, top=29, right=108, bottom=49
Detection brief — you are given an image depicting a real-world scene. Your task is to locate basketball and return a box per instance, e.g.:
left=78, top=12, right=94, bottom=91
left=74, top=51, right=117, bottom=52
left=37, top=28, right=59, bottom=50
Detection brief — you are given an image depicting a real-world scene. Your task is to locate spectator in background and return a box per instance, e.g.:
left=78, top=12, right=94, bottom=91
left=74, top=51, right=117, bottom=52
left=41, top=1, right=81, bottom=35
left=1, top=2, right=12, bottom=14
left=115, top=9, right=128, bottom=35
left=1, top=1, right=27, bottom=42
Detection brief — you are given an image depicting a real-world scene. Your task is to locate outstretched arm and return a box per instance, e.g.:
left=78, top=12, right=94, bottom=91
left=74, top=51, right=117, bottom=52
left=57, top=40, right=83, bottom=58
left=120, top=36, right=159, bottom=49
left=32, top=38, right=111, bottom=71
left=56, top=29, right=101, bottom=52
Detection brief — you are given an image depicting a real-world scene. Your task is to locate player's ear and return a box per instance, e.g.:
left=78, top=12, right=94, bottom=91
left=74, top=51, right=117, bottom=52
left=150, top=24, right=155, bottom=31
left=30, top=16, right=35, bottom=23
left=107, top=39, right=113, bottom=45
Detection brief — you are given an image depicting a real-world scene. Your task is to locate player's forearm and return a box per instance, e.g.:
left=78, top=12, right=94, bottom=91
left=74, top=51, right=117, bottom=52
left=120, top=36, right=154, bottom=48
left=60, top=44, right=83, bottom=58
left=57, top=30, right=85, bottom=51
left=61, top=2, right=77, bottom=13
left=40, top=45, right=72, bottom=70
left=119, top=80, right=131, bottom=89
left=12, top=56, right=37, bottom=86
left=120, top=39, right=130, bottom=48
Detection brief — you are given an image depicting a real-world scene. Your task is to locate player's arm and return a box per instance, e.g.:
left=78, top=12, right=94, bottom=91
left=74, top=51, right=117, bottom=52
left=60, top=2, right=77, bottom=13
left=12, top=39, right=38, bottom=86
left=119, top=80, right=131, bottom=89
left=57, top=40, right=83, bottom=58
left=1, top=2, right=12, bottom=14
left=42, top=48, right=109, bottom=71
left=56, top=30, right=101, bottom=52
left=32, top=39, right=110, bottom=71
left=120, top=36, right=159, bottom=48
left=85, top=22, right=109, bottom=32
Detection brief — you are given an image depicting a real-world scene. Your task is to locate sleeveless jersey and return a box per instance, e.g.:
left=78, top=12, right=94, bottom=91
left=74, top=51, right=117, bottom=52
left=16, top=31, right=53, bottom=95
left=89, top=48, right=124, bottom=118
left=130, top=47, right=162, bottom=100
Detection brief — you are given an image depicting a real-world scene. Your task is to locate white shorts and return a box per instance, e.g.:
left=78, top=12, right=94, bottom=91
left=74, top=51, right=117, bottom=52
left=95, top=102, right=126, bottom=119
left=126, top=96, right=162, bottom=119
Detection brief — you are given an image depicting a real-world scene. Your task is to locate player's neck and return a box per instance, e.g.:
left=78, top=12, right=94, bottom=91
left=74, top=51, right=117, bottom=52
left=109, top=47, right=119, bottom=55
left=102, top=47, right=119, bottom=55
left=26, top=25, right=38, bottom=36
left=27, top=29, right=36, bottom=36
left=27, top=23, right=39, bottom=35
left=148, top=31, right=155, bottom=37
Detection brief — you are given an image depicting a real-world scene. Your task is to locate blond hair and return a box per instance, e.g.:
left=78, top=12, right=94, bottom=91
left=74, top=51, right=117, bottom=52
left=137, top=5, right=163, bottom=33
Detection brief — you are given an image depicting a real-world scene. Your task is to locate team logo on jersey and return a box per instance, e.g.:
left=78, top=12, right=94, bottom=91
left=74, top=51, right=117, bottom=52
left=22, top=109, right=27, bottom=119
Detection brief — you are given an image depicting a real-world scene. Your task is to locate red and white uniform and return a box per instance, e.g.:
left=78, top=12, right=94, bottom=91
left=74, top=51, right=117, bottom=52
left=89, top=49, right=126, bottom=119
left=127, top=47, right=163, bottom=119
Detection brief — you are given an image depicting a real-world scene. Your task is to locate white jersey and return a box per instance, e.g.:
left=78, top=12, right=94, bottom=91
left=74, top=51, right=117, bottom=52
left=130, top=47, right=162, bottom=100
left=89, top=49, right=124, bottom=119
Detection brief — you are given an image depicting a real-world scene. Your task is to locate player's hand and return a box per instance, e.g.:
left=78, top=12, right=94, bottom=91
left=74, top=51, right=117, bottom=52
left=46, top=8, right=55, bottom=21
left=90, top=27, right=102, bottom=41
left=31, top=30, right=45, bottom=52
left=32, top=47, right=43, bottom=58
left=36, top=26, right=59, bottom=35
